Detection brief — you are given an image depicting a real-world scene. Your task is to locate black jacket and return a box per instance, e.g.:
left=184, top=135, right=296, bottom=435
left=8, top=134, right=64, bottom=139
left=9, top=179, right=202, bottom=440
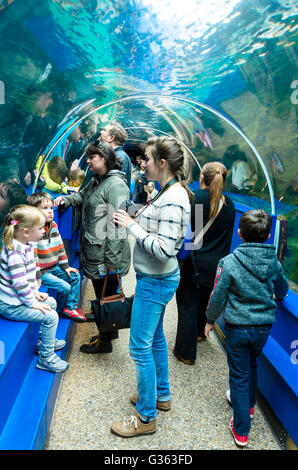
left=191, top=189, right=235, bottom=287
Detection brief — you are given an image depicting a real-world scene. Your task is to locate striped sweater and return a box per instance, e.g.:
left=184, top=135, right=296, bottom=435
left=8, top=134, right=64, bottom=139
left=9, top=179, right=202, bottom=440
left=0, top=240, right=40, bottom=307
left=128, top=183, right=191, bottom=277
left=36, top=221, right=69, bottom=274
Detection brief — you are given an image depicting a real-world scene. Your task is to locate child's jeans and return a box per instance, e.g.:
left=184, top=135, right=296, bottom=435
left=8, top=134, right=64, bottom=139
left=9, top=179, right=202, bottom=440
left=129, top=268, right=180, bottom=422
left=225, top=323, right=272, bottom=436
left=0, top=297, right=58, bottom=358
left=41, top=265, right=80, bottom=312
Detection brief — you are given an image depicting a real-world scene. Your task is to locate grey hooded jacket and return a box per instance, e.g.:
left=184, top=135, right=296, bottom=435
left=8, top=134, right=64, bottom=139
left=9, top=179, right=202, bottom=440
left=61, top=170, right=131, bottom=279
left=206, top=243, right=288, bottom=326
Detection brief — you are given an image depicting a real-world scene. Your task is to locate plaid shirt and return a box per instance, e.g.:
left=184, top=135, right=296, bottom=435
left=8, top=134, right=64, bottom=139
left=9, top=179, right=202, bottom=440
left=128, top=184, right=191, bottom=277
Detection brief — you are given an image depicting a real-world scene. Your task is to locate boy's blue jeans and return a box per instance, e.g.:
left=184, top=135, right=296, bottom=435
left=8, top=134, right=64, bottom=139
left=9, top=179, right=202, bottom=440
left=225, top=324, right=272, bottom=436
left=41, top=265, right=80, bottom=312
left=0, top=297, right=58, bottom=358
left=129, top=269, right=180, bottom=422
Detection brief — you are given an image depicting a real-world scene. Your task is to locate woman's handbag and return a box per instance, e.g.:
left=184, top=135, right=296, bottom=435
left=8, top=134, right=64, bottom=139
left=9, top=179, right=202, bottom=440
left=91, top=268, right=134, bottom=333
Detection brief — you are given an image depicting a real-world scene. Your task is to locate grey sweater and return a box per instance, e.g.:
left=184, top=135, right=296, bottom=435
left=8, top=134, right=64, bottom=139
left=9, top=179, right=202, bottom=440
left=206, top=243, right=288, bottom=326
left=128, top=183, right=191, bottom=277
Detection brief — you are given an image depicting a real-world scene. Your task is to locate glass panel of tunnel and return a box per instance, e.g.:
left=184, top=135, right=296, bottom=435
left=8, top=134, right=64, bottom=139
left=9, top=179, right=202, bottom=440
left=0, top=0, right=297, bottom=289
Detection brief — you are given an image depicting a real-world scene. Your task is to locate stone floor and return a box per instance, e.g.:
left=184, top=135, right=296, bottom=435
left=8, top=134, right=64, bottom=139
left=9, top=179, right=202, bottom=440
left=46, top=247, right=281, bottom=451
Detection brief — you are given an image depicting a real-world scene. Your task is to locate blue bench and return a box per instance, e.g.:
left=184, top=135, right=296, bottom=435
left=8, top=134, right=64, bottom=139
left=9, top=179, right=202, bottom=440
left=0, top=316, right=73, bottom=450
left=0, top=203, right=77, bottom=450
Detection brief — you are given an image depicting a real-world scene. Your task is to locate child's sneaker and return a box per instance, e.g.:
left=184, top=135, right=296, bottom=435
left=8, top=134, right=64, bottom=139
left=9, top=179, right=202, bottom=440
left=229, top=418, right=248, bottom=447
left=226, top=390, right=255, bottom=418
left=36, top=353, right=69, bottom=373
left=62, top=308, right=86, bottom=322
left=75, top=307, right=86, bottom=315
left=35, top=338, right=66, bottom=355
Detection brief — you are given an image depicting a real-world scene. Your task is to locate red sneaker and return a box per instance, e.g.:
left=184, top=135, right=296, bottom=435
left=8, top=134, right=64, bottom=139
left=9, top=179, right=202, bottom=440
left=226, top=390, right=255, bottom=418
left=229, top=418, right=248, bottom=447
left=75, top=307, right=86, bottom=315
left=62, top=308, right=87, bottom=323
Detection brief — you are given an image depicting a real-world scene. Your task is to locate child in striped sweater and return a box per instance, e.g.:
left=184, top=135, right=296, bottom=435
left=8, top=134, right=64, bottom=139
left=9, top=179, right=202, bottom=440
left=27, top=192, right=86, bottom=323
left=0, top=205, right=68, bottom=373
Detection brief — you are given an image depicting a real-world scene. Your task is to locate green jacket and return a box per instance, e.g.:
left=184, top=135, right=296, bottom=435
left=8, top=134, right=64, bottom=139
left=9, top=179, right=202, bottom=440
left=62, top=170, right=131, bottom=279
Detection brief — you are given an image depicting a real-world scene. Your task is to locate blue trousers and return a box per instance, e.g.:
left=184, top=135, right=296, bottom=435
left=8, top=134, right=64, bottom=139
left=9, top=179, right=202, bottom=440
left=225, top=324, right=271, bottom=436
left=0, top=297, right=58, bottom=358
left=41, top=265, right=80, bottom=312
left=129, top=269, right=180, bottom=422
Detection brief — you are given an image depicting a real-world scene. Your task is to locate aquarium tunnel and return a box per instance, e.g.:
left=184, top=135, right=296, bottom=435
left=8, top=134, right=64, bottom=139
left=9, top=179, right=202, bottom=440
left=0, top=0, right=297, bottom=451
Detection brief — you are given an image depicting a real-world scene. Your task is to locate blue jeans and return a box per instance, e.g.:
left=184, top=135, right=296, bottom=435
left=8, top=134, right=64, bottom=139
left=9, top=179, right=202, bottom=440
left=129, top=269, right=180, bottom=422
left=0, top=297, right=58, bottom=358
left=41, top=265, right=80, bottom=312
left=225, top=324, right=272, bottom=436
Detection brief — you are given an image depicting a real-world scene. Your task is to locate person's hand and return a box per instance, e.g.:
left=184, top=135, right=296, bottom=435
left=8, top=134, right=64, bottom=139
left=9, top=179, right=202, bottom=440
left=35, top=291, right=49, bottom=301
left=204, top=323, right=214, bottom=339
left=65, top=266, right=79, bottom=277
left=54, top=196, right=65, bottom=207
left=23, top=171, right=32, bottom=186
left=32, top=301, right=52, bottom=315
left=113, top=209, right=134, bottom=229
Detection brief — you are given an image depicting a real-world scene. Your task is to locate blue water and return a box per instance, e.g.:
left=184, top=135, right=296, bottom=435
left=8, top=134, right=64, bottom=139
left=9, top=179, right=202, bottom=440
left=0, top=0, right=297, bottom=282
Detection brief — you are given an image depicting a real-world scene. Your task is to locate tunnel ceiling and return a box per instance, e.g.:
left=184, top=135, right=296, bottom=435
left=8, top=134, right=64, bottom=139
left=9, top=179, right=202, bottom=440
left=0, top=0, right=297, bottom=283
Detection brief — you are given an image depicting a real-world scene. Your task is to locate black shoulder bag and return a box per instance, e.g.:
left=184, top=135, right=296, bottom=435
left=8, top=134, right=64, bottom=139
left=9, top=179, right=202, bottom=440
left=91, top=268, right=134, bottom=333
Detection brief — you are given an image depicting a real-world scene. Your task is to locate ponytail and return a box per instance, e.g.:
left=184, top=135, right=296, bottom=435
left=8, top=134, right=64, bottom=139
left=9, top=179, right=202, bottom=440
left=146, top=136, right=194, bottom=206
left=200, top=162, right=227, bottom=218
left=176, top=172, right=194, bottom=206
left=3, top=216, right=16, bottom=250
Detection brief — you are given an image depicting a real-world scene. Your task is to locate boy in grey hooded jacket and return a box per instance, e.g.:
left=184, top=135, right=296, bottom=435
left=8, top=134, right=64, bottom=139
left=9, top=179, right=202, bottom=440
left=205, top=210, right=288, bottom=447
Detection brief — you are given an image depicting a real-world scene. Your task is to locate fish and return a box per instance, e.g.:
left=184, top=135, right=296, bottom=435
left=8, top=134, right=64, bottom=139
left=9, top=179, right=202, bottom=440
left=269, top=152, right=284, bottom=175
left=196, top=130, right=213, bottom=149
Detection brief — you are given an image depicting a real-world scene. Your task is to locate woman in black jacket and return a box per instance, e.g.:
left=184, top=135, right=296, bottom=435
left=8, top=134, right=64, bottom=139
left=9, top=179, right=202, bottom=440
left=174, top=161, right=235, bottom=364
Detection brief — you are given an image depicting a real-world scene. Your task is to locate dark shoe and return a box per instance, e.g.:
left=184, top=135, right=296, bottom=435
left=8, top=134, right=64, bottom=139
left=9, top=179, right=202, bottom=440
left=85, top=312, right=95, bottom=322
left=89, top=331, right=119, bottom=343
left=173, top=349, right=195, bottom=365
left=79, top=338, right=112, bottom=354
left=105, top=330, right=119, bottom=340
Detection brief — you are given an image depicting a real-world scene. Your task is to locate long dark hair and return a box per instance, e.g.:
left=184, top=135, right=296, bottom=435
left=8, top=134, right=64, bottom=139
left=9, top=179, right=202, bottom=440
left=85, top=140, right=122, bottom=172
left=146, top=136, right=194, bottom=205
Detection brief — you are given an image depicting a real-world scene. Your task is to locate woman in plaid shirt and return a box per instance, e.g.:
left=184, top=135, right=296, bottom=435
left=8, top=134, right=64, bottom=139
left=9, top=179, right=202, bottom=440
left=111, top=136, right=192, bottom=438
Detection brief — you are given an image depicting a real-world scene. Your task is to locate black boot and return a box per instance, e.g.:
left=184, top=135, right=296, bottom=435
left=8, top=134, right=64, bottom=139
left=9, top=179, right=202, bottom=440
left=89, top=330, right=119, bottom=343
left=79, top=337, right=112, bottom=354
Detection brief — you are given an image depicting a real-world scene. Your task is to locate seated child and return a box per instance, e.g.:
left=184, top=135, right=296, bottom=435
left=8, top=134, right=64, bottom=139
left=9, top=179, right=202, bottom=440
left=146, top=181, right=158, bottom=202
left=67, top=168, right=85, bottom=192
left=36, top=155, right=69, bottom=194
left=0, top=204, right=68, bottom=373
left=27, top=192, right=86, bottom=323
left=204, top=209, right=288, bottom=448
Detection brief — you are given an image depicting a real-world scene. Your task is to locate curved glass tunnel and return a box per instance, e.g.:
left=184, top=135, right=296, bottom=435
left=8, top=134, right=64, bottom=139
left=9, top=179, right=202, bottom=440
left=0, top=0, right=297, bottom=285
